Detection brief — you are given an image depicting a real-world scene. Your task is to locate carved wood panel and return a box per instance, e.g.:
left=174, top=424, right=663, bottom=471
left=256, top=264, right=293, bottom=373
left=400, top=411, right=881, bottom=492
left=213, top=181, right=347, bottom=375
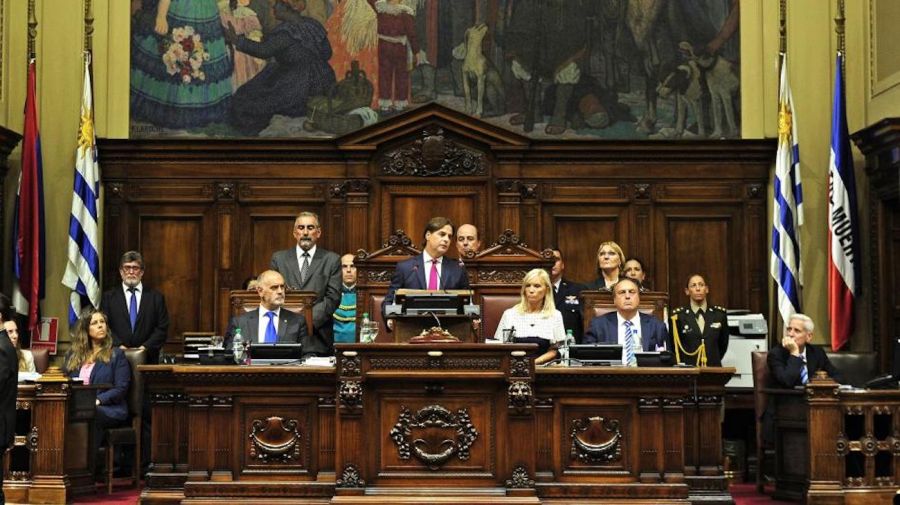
left=381, top=183, right=489, bottom=245
left=542, top=205, right=630, bottom=286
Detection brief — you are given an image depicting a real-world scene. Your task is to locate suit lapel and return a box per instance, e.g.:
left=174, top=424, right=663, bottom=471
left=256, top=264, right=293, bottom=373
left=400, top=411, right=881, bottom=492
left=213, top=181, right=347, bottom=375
left=246, top=311, right=260, bottom=342
left=118, top=289, right=134, bottom=337
left=303, top=253, right=326, bottom=288
left=277, top=312, right=289, bottom=342
left=418, top=255, right=428, bottom=289
left=440, top=260, right=453, bottom=289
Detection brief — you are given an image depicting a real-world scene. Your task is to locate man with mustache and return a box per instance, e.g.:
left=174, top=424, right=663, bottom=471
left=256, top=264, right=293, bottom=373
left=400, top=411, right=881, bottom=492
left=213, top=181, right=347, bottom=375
left=225, top=270, right=308, bottom=350
left=270, top=212, right=342, bottom=356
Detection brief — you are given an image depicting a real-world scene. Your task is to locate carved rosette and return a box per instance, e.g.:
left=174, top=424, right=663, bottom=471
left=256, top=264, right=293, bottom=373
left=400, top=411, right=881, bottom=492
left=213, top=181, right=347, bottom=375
left=509, top=355, right=530, bottom=378
left=340, top=354, right=362, bottom=377
left=389, top=405, right=478, bottom=470
left=508, top=380, right=533, bottom=413
left=861, top=434, right=878, bottom=456
left=336, top=464, right=366, bottom=488
left=505, top=465, right=535, bottom=488
left=634, top=183, right=651, bottom=199
left=382, top=230, right=414, bottom=248
left=16, top=400, right=32, bottom=410
left=339, top=380, right=363, bottom=410
left=27, top=426, right=38, bottom=451
left=248, top=416, right=301, bottom=463
left=216, top=182, right=235, bottom=200
left=835, top=433, right=849, bottom=456
left=379, top=127, right=486, bottom=177
left=570, top=416, right=623, bottom=464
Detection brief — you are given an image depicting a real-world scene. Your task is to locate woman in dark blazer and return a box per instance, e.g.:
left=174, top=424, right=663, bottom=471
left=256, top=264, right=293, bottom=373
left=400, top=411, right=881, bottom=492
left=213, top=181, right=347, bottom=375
left=63, top=309, right=131, bottom=469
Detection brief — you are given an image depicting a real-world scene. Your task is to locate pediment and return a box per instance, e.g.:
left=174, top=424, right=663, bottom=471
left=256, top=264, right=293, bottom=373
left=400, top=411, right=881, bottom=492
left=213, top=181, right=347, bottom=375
left=336, top=103, right=530, bottom=151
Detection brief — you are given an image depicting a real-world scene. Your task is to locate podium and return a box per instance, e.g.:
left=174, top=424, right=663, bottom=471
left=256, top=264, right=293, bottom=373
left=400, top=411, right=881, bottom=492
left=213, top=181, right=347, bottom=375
left=385, top=289, right=481, bottom=343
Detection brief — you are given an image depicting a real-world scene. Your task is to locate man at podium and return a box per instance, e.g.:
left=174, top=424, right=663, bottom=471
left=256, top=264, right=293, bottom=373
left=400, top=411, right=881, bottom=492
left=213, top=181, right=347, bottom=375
left=382, top=217, right=471, bottom=327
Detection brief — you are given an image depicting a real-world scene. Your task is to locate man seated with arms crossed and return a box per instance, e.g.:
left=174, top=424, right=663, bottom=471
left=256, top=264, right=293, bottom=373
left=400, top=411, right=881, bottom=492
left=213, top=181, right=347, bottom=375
left=270, top=212, right=341, bottom=356
left=226, top=270, right=309, bottom=352
left=768, top=313, right=843, bottom=387
left=583, top=278, right=668, bottom=366
left=382, top=217, right=471, bottom=329
left=455, top=223, right=482, bottom=257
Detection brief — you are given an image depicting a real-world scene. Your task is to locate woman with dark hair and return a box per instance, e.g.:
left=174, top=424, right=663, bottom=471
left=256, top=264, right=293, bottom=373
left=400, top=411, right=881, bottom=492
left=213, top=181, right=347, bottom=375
left=2, top=320, right=35, bottom=373
left=63, top=309, right=132, bottom=468
left=585, top=241, right=625, bottom=291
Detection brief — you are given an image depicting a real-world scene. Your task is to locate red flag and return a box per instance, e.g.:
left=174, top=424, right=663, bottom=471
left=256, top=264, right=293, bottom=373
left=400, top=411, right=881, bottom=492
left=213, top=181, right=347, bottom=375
left=12, top=60, right=45, bottom=334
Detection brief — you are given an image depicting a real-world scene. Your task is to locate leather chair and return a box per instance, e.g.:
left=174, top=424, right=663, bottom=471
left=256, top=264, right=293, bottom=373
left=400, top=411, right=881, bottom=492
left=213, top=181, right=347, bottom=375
left=228, top=289, right=316, bottom=338
left=30, top=348, right=50, bottom=373
left=825, top=352, right=878, bottom=388
left=369, top=294, right=386, bottom=340
left=480, top=294, right=520, bottom=340
left=103, top=348, right=146, bottom=494
left=751, top=350, right=771, bottom=493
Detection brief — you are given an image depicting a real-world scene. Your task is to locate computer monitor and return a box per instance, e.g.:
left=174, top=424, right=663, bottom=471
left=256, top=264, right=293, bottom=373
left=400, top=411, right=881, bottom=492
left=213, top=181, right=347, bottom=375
left=569, top=344, right=623, bottom=366
left=635, top=351, right=675, bottom=367
left=399, top=292, right=465, bottom=315
left=248, top=343, right=303, bottom=365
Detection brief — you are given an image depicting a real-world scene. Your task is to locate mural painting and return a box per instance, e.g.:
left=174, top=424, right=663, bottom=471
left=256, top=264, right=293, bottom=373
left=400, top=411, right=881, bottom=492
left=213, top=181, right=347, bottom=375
left=129, top=0, right=740, bottom=139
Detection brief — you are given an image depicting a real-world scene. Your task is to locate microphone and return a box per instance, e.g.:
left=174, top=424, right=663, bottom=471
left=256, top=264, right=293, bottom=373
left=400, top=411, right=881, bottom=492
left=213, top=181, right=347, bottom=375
left=427, top=311, right=442, bottom=329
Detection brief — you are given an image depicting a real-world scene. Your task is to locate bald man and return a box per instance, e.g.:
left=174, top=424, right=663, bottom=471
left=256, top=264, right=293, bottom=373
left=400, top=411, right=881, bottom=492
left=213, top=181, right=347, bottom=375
left=225, top=270, right=309, bottom=354
left=456, top=224, right=482, bottom=257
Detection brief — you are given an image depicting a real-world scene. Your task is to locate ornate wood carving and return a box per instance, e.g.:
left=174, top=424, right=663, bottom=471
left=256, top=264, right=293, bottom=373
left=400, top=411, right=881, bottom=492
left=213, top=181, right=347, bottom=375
left=505, top=465, right=535, bottom=488
left=338, top=380, right=363, bottom=410
left=379, top=127, right=486, bottom=177
left=248, top=416, right=302, bottom=462
left=570, top=416, right=623, bottom=464
left=336, top=464, right=365, bottom=488
left=507, top=380, right=533, bottom=413
left=330, top=179, right=371, bottom=199
left=389, top=405, right=479, bottom=470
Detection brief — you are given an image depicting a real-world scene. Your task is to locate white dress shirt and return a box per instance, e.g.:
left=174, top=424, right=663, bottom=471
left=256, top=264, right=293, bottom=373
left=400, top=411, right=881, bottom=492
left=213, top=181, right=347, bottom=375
left=616, top=312, right=643, bottom=365
left=296, top=244, right=317, bottom=269
left=422, top=250, right=443, bottom=288
left=121, top=282, right=143, bottom=309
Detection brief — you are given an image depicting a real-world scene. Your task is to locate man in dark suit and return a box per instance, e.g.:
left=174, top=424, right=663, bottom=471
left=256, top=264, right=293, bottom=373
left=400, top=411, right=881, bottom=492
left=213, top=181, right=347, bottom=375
left=101, top=251, right=170, bottom=366
left=225, top=270, right=308, bottom=351
left=584, top=278, right=668, bottom=365
left=0, top=294, right=17, bottom=503
left=382, top=217, right=471, bottom=326
left=270, top=211, right=341, bottom=356
left=670, top=274, right=730, bottom=366
left=768, top=313, right=843, bottom=387
left=550, top=248, right=585, bottom=343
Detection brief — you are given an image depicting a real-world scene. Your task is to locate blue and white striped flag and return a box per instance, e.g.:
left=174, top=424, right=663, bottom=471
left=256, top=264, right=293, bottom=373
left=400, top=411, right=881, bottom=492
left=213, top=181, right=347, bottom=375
left=770, top=53, right=803, bottom=326
left=62, top=54, right=101, bottom=325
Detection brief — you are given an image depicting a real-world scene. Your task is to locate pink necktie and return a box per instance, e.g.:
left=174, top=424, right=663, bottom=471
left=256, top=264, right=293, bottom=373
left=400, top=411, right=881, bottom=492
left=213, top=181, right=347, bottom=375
left=428, top=259, right=439, bottom=290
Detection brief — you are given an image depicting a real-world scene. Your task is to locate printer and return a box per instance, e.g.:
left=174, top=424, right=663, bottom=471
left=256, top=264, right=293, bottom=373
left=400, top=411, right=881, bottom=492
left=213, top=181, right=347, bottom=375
left=721, top=313, right=767, bottom=388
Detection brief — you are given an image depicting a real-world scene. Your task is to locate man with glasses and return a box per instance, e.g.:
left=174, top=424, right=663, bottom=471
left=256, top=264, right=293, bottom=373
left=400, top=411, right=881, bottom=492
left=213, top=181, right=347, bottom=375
left=101, top=250, right=170, bottom=365
left=270, top=212, right=341, bottom=356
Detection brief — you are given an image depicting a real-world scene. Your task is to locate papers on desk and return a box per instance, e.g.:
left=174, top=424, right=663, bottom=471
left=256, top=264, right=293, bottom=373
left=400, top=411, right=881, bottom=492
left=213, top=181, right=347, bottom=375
left=303, top=356, right=336, bottom=367
left=18, top=372, right=41, bottom=382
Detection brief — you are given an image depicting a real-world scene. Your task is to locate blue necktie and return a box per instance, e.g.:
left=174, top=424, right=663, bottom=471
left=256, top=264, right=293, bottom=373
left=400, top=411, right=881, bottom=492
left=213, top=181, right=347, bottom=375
left=800, top=356, right=809, bottom=385
left=265, top=311, right=278, bottom=344
left=128, top=288, right=138, bottom=331
left=624, top=320, right=637, bottom=366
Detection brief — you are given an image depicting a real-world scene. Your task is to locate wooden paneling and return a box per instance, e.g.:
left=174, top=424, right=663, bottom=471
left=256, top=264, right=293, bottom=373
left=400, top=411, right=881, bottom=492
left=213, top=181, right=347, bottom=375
left=99, top=104, right=774, bottom=350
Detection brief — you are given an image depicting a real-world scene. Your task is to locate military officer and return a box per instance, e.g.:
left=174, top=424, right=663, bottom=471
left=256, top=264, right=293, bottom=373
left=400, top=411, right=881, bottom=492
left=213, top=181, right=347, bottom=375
left=670, top=274, right=730, bottom=366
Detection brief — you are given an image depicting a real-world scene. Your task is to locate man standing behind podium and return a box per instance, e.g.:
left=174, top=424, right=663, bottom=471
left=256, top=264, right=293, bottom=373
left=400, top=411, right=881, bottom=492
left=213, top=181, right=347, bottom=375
left=382, top=217, right=471, bottom=327
left=101, top=251, right=170, bottom=365
left=583, top=278, right=668, bottom=365
left=225, top=270, right=308, bottom=349
left=270, top=212, right=341, bottom=356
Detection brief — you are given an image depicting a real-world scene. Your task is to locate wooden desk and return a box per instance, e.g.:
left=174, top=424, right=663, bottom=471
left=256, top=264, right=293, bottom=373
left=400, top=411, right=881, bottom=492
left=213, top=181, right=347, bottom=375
left=769, top=374, right=900, bottom=505
left=3, top=378, right=99, bottom=504
left=140, top=358, right=734, bottom=504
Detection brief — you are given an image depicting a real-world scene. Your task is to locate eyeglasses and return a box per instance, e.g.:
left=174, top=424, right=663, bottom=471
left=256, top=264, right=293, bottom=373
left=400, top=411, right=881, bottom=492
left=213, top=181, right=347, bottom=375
left=121, top=265, right=143, bottom=272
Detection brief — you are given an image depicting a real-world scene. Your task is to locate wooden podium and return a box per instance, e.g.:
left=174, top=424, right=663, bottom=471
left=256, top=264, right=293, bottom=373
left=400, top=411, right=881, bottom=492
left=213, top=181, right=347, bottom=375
left=388, top=289, right=478, bottom=343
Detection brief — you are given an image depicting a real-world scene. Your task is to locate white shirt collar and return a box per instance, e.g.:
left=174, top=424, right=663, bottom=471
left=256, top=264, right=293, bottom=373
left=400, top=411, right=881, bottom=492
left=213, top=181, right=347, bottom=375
left=122, top=282, right=143, bottom=293
left=423, top=250, right=442, bottom=265
left=296, top=244, right=317, bottom=260
left=616, top=311, right=641, bottom=328
left=258, top=305, right=281, bottom=317
left=553, top=279, right=562, bottom=290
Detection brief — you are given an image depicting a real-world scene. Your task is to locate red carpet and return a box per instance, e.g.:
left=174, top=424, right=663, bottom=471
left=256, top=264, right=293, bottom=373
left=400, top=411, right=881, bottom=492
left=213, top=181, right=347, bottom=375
left=67, top=483, right=778, bottom=504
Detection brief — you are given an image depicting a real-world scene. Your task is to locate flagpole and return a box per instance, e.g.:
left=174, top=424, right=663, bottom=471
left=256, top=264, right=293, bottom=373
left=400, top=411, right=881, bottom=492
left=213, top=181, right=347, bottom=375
left=835, top=0, right=846, bottom=78
left=84, top=0, right=93, bottom=53
left=27, top=0, right=36, bottom=62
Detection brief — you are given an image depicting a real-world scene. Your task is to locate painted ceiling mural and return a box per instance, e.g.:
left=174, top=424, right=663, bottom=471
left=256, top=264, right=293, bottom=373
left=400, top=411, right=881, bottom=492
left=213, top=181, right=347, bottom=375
left=129, top=0, right=740, bottom=139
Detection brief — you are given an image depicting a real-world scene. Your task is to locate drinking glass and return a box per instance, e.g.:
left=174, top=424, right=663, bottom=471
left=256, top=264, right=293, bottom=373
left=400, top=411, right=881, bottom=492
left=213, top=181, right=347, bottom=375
left=365, top=321, right=380, bottom=342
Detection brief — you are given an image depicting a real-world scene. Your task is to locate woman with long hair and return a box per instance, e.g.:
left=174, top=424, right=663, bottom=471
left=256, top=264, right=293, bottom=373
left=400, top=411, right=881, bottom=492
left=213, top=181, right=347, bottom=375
left=64, top=309, right=132, bottom=472
left=2, top=320, right=34, bottom=373
left=585, top=241, right=625, bottom=291
left=493, top=268, right=566, bottom=365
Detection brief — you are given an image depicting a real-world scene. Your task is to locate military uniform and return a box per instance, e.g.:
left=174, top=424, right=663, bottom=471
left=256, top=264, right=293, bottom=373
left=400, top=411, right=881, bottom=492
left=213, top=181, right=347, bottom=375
left=553, top=278, right=585, bottom=343
left=670, top=304, right=730, bottom=366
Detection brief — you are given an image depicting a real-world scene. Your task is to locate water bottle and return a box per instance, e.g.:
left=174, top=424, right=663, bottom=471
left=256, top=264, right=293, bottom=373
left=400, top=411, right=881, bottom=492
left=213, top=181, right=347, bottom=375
left=561, top=329, right=574, bottom=364
left=233, top=328, right=246, bottom=365
left=359, top=313, right=372, bottom=343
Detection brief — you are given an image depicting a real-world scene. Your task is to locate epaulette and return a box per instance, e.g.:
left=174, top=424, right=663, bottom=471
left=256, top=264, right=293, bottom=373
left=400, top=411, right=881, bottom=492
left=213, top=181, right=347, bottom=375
left=672, top=306, right=686, bottom=314
left=711, top=305, right=727, bottom=312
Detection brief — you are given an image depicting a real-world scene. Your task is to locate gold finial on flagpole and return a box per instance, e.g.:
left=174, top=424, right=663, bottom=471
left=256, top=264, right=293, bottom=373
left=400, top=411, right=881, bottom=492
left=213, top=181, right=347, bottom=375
left=84, top=0, right=94, bottom=53
left=27, top=0, right=37, bottom=62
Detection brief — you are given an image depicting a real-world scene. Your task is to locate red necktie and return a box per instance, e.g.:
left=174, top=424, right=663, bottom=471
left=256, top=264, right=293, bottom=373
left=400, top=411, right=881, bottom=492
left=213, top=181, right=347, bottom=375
left=428, top=259, right=439, bottom=290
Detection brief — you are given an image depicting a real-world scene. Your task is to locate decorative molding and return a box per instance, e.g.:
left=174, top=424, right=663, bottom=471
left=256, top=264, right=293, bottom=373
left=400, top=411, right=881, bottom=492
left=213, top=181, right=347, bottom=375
left=339, top=380, right=363, bottom=409
left=747, top=184, right=763, bottom=199
left=216, top=182, right=235, bottom=200
left=330, top=179, right=371, bottom=199
left=16, top=400, right=32, bottom=410
left=505, top=465, right=535, bottom=488
left=211, top=395, right=233, bottom=407
left=378, top=127, right=486, bottom=177
left=364, top=269, right=393, bottom=283
left=570, top=416, right=623, bottom=464
left=340, top=354, right=362, bottom=377
left=248, top=416, right=302, bottom=463
left=508, top=380, right=533, bottom=413
left=389, top=405, right=478, bottom=470
left=496, top=180, right=538, bottom=199
left=369, top=357, right=502, bottom=370
left=28, top=426, right=38, bottom=451
left=634, top=183, right=651, bottom=199
left=475, top=269, right=530, bottom=284
left=509, top=355, right=530, bottom=378
left=336, top=464, right=366, bottom=488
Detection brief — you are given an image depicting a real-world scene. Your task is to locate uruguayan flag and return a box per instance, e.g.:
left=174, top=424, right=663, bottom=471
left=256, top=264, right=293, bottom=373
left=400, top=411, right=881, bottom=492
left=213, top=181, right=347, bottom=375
left=770, top=54, right=803, bottom=326
left=62, top=54, right=101, bottom=324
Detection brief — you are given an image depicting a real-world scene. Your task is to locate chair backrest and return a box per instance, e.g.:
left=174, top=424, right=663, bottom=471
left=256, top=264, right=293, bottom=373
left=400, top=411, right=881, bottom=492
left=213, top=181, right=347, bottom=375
left=825, top=352, right=878, bottom=388
left=480, top=294, right=521, bottom=340
left=367, top=294, right=386, bottom=342
left=228, top=290, right=316, bottom=336
left=581, top=290, right=669, bottom=332
left=751, top=351, right=770, bottom=418
left=123, top=348, right=147, bottom=418
left=31, top=348, right=50, bottom=374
